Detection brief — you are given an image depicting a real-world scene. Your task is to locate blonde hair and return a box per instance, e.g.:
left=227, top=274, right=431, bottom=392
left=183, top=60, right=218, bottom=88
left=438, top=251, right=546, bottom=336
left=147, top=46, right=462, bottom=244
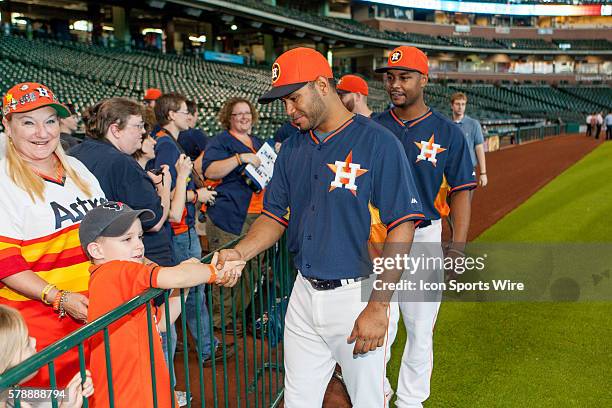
left=6, top=136, right=93, bottom=202
left=0, top=305, right=29, bottom=374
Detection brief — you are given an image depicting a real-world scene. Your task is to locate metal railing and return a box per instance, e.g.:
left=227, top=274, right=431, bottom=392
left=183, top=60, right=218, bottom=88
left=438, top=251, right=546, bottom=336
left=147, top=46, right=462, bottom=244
left=489, top=123, right=563, bottom=149
left=0, top=235, right=295, bottom=408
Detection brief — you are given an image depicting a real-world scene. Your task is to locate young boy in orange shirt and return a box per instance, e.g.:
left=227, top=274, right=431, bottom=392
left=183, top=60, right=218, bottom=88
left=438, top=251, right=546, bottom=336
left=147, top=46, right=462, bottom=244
left=79, top=201, right=244, bottom=408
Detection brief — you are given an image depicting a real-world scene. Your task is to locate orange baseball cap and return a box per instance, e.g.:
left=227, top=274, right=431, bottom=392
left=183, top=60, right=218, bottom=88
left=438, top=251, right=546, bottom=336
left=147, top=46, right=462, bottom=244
left=2, top=82, right=70, bottom=118
left=258, top=47, right=333, bottom=104
left=337, top=74, right=369, bottom=96
left=375, top=46, right=429, bottom=76
left=143, top=88, right=162, bottom=101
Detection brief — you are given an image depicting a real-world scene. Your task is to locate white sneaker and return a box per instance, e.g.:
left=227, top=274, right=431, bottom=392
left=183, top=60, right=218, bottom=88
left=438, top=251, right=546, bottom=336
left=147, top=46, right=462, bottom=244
left=176, top=391, right=189, bottom=407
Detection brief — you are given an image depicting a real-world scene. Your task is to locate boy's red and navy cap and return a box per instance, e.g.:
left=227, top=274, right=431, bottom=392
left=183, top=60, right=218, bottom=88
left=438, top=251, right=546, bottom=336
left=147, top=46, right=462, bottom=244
left=337, top=74, right=369, bottom=96
left=2, top=82, right=70, bottom=118
left=374, top=46, right=429, bottom=75
left=79, top=201, right=155, bottom=251
left=258, top=47, right=333, bottom=104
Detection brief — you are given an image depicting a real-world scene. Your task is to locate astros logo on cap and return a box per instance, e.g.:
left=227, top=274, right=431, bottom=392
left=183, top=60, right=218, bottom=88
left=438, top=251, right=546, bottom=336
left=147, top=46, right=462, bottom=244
left=271, top=62, right=281, bottom=84
left=102, top=201, right=124, bottom=211
left=390, top=50, right=403, bottom=63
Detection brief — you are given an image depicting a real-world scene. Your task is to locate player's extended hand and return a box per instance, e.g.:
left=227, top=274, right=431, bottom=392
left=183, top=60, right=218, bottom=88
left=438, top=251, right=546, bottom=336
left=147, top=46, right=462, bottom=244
left=479, top=174, right=488, bottom=187
left=63, top=292, right=89, bottom=323
left=347, top=302, right=389, bottom=355
left=216, top=249, right=247, bottom=287
left=61, top=370, right=94, bottom=408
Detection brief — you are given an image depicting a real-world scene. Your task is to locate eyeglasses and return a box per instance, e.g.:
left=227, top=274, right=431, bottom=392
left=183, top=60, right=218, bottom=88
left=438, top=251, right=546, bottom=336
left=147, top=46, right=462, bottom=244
left=175, top=110, right=190, bottom=115
left=231, top=112, right=253, bottom=117
left=127, top=123, right=146, bottom=130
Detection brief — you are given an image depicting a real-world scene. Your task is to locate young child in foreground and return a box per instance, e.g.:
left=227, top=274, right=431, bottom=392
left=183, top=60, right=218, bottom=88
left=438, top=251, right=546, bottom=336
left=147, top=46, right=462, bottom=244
left=0, top=305, right=94, bottom=408
left=79, top=201, right=244, bottom=408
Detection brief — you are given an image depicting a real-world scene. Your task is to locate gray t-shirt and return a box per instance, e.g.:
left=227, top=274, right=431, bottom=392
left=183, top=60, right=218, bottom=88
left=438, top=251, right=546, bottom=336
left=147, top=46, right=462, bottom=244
left=454, top=115, right=484, bottom=167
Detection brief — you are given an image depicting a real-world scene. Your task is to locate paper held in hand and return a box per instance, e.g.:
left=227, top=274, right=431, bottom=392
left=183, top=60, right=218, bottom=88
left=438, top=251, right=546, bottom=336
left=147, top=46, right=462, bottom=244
left=244, top=142, right=277, bottom=191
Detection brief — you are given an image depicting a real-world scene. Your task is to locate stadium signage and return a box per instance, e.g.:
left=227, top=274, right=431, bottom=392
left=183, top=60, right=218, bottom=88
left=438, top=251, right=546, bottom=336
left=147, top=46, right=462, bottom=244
left=363, top=0, right=608, bottom=16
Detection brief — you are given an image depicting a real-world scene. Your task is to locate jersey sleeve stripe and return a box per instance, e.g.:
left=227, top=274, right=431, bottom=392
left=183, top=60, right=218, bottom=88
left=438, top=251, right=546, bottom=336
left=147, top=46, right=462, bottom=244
left=386, top=213, right=425, bottom=231
left=262, top=210, right=289, bottom=227
left=449, top=182, right=477, bottom=193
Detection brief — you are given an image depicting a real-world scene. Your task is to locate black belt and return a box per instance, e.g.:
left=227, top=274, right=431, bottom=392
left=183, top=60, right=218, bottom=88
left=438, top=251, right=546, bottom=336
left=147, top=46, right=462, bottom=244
left=303, top=275, right=370, bottom=291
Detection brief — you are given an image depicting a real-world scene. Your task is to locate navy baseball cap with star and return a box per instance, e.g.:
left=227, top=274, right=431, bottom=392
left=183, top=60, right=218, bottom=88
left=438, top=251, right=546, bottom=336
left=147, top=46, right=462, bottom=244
left=79, top=201, right=155, bottom=250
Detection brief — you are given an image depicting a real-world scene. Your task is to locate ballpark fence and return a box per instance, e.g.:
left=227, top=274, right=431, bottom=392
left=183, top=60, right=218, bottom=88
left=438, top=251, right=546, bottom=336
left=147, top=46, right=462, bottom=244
left=491, top=123, right=564, bottom=149
left=0, top=236, right=295, bottom=408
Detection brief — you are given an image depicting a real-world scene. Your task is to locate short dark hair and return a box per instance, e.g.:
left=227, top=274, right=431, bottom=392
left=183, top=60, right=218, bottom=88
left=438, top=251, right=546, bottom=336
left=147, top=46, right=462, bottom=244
left=154, top=93, right=187, bottom=126
left=82, top=98, right=145, bottom=140
left=186, top=100, right=197, bottom=115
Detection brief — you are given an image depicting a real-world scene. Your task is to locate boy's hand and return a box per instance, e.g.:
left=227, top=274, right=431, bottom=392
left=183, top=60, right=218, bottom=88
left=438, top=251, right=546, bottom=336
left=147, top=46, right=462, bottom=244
left=216, top=260, right=246, bottom=287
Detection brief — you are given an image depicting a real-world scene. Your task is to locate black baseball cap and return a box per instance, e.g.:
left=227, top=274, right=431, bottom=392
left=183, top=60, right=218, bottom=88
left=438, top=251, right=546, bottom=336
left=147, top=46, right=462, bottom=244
left=79, top=201, right=155, bottom=251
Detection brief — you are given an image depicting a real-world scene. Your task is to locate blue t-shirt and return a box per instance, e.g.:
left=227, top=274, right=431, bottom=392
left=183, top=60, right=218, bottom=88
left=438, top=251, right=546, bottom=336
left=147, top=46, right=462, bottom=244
left=373, top=108, right=477, bottom=221
left=263, top=114, right=424, bottom=280
left=202, top=130, right=264, bottom=235
left=153, top=129, right=196, bottom=233
left=69, top=138, right=174, bottom=266
left=178, top=128, right=208, bottom=161
left=273, top=121, right=301, bottom=144
left=454, top=115, right=484, bottom=168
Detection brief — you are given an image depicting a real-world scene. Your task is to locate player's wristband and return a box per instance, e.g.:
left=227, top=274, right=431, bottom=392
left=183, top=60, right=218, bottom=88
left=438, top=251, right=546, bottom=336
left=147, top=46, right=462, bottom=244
left=480, top=172, right=487, bottom=175
left=207, top=264, right=217, bottom=284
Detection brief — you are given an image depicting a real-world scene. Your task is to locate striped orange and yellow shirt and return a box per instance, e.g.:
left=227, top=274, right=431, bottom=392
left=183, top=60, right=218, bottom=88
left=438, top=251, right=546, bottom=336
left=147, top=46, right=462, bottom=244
left=0, top=156, right=105, bottom=387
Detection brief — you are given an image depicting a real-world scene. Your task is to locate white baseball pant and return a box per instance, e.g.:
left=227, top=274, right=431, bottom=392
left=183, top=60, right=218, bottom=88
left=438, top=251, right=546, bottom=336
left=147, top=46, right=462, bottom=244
left=284, top=273, right=399, bottom=408
left=385, top=219, right=443, bottom=408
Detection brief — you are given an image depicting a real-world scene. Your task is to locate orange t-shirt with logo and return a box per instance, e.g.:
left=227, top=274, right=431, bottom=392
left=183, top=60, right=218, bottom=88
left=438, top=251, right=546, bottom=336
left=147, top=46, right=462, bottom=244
left=87, top=260, right=174, bottom=408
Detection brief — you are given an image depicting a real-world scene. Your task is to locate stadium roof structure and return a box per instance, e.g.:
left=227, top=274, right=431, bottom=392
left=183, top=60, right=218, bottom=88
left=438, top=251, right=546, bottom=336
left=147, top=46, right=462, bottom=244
left=168, top=0, right=612, bottom=55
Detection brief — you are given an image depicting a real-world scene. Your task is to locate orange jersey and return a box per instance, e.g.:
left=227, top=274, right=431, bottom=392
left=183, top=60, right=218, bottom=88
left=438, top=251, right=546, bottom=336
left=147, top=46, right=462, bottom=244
left=87, top=261, right=174, bottom=408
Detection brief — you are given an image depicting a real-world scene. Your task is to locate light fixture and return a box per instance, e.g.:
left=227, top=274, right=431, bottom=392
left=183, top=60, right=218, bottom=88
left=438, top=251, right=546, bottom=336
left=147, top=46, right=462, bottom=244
left=189, top=35, right=207, bottom=43
left=142, top=28, right=164, bottom=35
left=230, top=24, right=238, bottom=31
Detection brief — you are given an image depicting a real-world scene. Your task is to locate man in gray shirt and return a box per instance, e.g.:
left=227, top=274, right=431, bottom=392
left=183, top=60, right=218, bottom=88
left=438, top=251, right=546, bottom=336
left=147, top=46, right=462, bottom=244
left=450, top=92, right=488, bottom=197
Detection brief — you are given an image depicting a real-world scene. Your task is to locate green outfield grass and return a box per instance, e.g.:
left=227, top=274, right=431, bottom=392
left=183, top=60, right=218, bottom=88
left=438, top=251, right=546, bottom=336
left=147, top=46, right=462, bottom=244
left=388, top=142, right=612, bottom=407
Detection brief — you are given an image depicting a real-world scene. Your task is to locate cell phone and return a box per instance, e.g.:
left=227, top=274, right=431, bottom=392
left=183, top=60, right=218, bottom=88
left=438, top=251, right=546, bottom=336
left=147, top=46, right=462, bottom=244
left=150, top=168, right=164, bottom=176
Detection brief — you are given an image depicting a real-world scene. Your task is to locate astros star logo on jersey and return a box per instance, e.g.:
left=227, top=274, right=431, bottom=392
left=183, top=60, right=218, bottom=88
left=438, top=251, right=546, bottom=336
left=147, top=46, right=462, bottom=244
left=414, top=134, right=446, bottom=166
left=327, top=150, right=368, bottom=196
